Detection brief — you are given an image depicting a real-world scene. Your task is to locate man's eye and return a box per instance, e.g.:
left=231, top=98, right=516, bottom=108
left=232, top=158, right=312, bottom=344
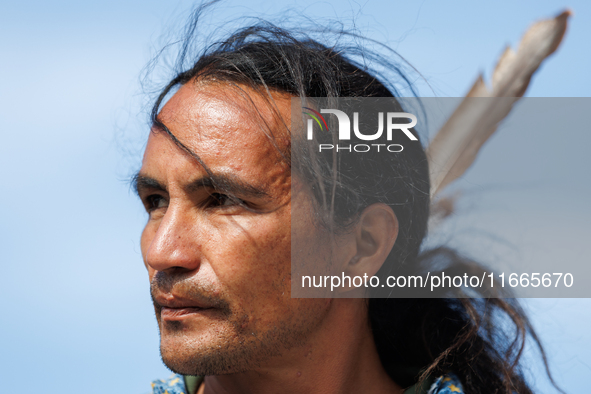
left=146, top=195, right=168, bottom=211
left=209, top=193, right=243, bottom=208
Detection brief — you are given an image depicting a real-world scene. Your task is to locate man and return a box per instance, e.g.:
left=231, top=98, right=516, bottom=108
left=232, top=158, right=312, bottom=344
left=136, top=79, right=415, bottom=394
left=135, top=18, right=540, bottom=394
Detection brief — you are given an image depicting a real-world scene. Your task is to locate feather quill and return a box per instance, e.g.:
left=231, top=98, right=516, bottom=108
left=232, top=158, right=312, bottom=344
left=427, top=10, right=570, bottom=198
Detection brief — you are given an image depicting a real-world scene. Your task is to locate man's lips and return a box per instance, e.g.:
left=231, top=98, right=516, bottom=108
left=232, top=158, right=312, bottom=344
left=153, top=293, right=219, bottom=320
left=154, top=296, right=213, bottom=309
left=160, top=306, right=212, bottom=320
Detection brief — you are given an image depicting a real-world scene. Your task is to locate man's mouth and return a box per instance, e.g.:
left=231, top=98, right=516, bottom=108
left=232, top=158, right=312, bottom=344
left=152, top=291, right=223, bottom=322
left=150, top=275, right=232, bottom=321
left=160, top=306, right=213, bottom=320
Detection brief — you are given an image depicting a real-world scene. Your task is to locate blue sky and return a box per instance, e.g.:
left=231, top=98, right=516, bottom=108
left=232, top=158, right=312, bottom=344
left=1, top=1, right=589, bottom=393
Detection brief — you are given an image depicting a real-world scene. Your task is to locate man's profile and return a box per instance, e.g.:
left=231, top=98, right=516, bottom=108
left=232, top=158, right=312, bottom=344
left=134, top=8, right=557, bottom=394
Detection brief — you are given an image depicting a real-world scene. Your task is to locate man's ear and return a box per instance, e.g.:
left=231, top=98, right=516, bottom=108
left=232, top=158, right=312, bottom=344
left=339, top=203, right=398, bottom=293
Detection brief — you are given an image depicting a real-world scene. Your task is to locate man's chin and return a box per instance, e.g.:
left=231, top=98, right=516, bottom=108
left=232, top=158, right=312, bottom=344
left=157, top=307, right=313, bottom=376
left=160, top=336, right=257, bottom=376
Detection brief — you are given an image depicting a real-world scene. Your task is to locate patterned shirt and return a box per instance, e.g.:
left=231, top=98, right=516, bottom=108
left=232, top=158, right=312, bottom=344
left=151, top=372, right=464, bottom=394
left=427, top=375, right=464, bottom=394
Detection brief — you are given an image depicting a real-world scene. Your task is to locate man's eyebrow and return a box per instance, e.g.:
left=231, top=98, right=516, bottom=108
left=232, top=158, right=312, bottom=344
left=186, top=172, right=269, bottom=199
left=133, top=173, right=167, bottom=196
left=132, top=171, right=269, bottom=199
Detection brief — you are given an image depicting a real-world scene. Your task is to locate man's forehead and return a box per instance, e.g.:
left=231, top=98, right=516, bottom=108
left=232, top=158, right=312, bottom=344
left=143, top=84, right=290, bottom=179
left=156, top=81, right=293, bottom=144
left=138, top=128, right=291, bottom=204
left=140, top=84, right=293, bottom=197
left=143, top=129, right=283, bottom=180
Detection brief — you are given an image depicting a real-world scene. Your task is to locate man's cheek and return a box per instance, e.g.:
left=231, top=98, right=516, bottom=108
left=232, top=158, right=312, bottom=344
left=222, top=246, right=289, bottom=301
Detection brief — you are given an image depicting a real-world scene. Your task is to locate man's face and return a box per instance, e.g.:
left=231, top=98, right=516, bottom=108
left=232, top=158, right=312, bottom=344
left=137, top=81, right=333, bottom=375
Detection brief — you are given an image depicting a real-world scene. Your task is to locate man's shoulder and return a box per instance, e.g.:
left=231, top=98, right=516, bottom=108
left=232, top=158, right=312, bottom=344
left=151, top=374, right=203, bottom=394
left=405, top=373, right=464, bottom=394
left=426, top=373, right=464, bottom=394
left=150, top=373, right=463, bottom=394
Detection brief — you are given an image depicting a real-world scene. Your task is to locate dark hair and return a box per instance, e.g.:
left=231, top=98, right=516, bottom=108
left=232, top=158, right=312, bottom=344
left=146, top=5, right=560, bottom=393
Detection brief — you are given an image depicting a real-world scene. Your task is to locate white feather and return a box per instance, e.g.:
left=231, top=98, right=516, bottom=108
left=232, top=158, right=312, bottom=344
left=427, top=11, right=570, bottom=198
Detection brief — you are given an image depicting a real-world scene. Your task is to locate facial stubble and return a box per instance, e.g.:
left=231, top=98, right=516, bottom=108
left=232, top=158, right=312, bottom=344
left=152, top=276, right=329, bottom=376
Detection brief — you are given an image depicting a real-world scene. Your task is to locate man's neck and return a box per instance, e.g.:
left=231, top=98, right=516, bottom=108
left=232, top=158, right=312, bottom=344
left=198, top=299, right=404, bottom=394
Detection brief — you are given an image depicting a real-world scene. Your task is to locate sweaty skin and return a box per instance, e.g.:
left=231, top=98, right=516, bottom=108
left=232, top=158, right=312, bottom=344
left=138, top=81, right=403, bottom=394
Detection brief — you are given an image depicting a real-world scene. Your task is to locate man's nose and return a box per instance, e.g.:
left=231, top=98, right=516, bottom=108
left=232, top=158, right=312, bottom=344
left=143, top=207, right=202, bottom=272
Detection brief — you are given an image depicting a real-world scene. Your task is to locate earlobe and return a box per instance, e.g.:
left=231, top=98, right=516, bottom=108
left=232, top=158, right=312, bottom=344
left=338, top=203, right=398, bottom=293
left=349, top=255, right=361, bottom=265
